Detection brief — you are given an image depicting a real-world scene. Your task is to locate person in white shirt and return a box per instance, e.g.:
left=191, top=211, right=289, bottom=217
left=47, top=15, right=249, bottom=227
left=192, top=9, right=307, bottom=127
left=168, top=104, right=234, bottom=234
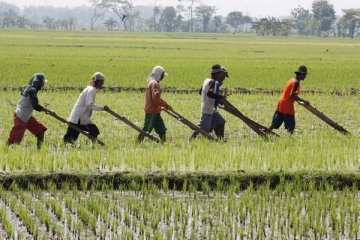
left=63, top=72, right=109, bottom=144
left=191, top=64, right=228, bottom=140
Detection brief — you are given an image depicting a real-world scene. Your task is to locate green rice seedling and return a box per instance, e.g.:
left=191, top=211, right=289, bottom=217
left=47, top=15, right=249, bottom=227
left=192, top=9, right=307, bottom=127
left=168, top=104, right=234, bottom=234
left=129, top=180, right=140, bottom=192
left=80, top=179, right=89, bottom=191
left=302, top=215, right=310, bottom=238
left=1, top=90, right=359, bottom=174
left=340, top=208, right=346, bottom=235
left=2, top=191, right=48, bottom=239
left=1, top=27, right=360, bottom=89
left=161, top=179, right=169, bottom=191
left=201, top=180, right=210, bottom=195
left=166, top=228, right=173, bottom=239
left=17, top=205, right=40, bottom=238
left=0, top=207, right=14, bottom=237
left=77, top=205, right=97, bottom=235
left=100, top=224, right=107, bottom=239
left=1, top=178, right=360, bottom=238
left=62, top=194, right=95, bottom=238
left=19, top=191, right=65, bottom=237
left=48, top=199, right=63, bottom=221
left=124, top=210, right=131, bottom=228
left=85, top=197, right=109, bottom=225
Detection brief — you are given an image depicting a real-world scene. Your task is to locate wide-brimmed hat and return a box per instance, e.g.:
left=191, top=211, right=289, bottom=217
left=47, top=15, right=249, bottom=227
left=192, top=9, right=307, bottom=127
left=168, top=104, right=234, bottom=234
left=294, top=65, right=308, bottom=75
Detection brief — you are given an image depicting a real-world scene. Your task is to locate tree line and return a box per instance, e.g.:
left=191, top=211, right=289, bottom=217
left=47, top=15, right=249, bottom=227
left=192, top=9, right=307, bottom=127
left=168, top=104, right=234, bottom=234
left=0, top=0, right=359, bottom=38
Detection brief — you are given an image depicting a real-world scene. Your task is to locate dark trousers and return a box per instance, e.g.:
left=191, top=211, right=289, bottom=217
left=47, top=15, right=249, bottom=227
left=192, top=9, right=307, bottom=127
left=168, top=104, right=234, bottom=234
left=270, top=111, right=295, bottom=133
left=63, top=122, right=100, bottom=143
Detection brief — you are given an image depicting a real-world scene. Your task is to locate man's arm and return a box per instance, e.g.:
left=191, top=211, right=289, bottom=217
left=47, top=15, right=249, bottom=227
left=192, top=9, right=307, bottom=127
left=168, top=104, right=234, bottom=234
left=207, top=80, right=224, bottom=99
left=151, top=82, right=171, bottom=109
left=28, top=88, right=44, bottom=112
left=291, top=81, right=309, bottom=105
left=85, top=88, right=104, bottom=110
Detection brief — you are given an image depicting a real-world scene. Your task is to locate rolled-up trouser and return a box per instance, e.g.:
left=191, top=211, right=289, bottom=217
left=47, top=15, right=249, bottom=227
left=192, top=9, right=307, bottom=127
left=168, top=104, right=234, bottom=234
left=198, top=111, right=226, bottom=133
left=63, top=121, right=100, bottom=143
left=141, top=113, right=167, bottom=135
left=8, top=113, right=47, bottom=144
left=270, top=111, right=295, bottom=133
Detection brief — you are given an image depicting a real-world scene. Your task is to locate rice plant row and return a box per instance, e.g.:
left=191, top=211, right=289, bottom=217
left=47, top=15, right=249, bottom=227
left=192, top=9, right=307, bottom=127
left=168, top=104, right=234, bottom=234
left=1, top=91, right=359, bottom=174
left=1, top=30, right=359, bottom=90
left=0, top=182, right=359, bottom=239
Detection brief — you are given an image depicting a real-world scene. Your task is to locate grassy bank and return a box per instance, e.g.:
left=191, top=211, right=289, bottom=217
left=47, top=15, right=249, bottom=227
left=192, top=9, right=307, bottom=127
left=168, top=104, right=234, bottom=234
left=1, top=171, right=359, bottom=191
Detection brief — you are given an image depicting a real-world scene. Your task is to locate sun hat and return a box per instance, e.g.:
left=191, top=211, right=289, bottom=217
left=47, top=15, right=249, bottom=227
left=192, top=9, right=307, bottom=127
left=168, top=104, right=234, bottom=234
left=148, top=66, right=168, bottom=82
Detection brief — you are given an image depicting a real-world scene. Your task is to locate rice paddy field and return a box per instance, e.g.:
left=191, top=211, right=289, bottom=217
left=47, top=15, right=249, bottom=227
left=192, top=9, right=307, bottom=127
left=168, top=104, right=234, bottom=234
left=0, top=29, right=359, bottom=239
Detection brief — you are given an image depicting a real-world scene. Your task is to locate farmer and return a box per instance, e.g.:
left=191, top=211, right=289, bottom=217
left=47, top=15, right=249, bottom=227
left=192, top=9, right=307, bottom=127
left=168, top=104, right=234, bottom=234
left=7, top=73, right=53, bottom=148
left=191, top=64, right=228, bottom=140
left=268, top=65, right=310, bottom=133
left=137, top=66, right=171, bottom=143
left=63, top=72, right=109, bottom=143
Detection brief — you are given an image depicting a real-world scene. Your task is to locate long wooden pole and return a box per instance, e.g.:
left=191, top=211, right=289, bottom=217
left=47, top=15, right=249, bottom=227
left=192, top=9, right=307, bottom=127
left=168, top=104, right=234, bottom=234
left=222, top=100, right=279, bottom=138
left=47, top=112, right=105, bottom=146
left=300, top=103, right=350, bottom=135
left=163, top=108, right=215, bottom=140
left=105, top=108, right=160, bottom=143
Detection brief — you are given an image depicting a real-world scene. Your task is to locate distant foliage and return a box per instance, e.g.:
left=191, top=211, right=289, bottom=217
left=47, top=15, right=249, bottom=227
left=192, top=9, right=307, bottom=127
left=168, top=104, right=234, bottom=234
left=0, top=0, right=358, bottom=37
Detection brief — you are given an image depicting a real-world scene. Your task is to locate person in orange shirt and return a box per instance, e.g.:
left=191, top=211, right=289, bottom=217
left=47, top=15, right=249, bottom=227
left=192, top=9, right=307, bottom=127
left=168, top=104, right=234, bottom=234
left=269, top=65, right=310, bottom=133
left=137, top=66, right=171, bottom=142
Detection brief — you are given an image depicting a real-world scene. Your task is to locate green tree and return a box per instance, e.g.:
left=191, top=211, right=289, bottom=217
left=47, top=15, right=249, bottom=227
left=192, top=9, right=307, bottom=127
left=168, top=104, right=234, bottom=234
left=68, top=17, right=77, bottom=30
left=16, top=16, right=30, bottom=28
left=159, top=6, right=177, bottom=32
left=152, top=3, right=161, bottom=31
left=291, top=6, right=312, bottom=35
left=104, top=17, right=117, bottom=30
left=226, top=11, right=243, bottom=33
left=252, top=17, right=272, bottom=36
left=195, top=4, right=216, bottom=32
left=89, top=0, right=106, bottom=30
left=210, top=15, right=225, bottom=33
left=0, top=8, right=18, bottom=28
left=241, top=15, right=253, bottom=32
left=338, top=8, right=360, bottom=38
left=252, top=17, right=291, bottom=36
left=56, top=19, right=69, bottom=29
left=43, top=16, right=56, bottom=29
left=178, top=0, right=200, bottom=32
left=103, top=0, right=134, bottom=31
left=312, top=0, right=336, bottom=36
left=128, top=9, right=140, bottom=31
left=279, top=19, right=293, bottom=36
left=0, top=1, right=19, bottom=28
